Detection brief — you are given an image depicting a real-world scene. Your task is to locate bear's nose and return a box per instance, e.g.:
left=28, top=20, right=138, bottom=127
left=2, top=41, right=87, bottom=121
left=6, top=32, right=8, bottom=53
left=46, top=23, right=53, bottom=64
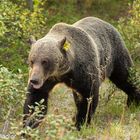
left=30, top=79, right=39, bottom=85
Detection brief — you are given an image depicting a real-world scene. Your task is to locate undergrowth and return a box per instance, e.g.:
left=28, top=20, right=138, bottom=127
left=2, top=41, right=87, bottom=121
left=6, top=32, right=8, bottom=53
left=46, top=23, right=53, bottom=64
left=0, top=66, right=140, bottom=140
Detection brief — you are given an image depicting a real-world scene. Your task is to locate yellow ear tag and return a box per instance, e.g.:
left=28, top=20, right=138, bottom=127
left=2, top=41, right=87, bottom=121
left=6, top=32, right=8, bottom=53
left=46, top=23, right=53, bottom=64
left=63, top=41, right=70, bottom=51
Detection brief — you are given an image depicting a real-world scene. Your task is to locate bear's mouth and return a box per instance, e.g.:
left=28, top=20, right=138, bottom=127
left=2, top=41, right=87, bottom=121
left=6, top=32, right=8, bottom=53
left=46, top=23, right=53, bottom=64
left=31, top=80, right=44, bottom=89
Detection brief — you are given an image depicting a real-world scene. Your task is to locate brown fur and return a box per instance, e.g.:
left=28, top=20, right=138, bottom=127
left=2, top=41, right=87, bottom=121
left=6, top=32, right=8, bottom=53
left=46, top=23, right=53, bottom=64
left=23, top=17, right=140, bottom=130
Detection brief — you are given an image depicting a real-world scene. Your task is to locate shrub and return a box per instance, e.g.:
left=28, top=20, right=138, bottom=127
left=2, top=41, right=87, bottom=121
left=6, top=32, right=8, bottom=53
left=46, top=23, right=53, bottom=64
left=0, top=65, right=25, bottom=121
left=118, top=0, right=140, bottom=61
left=0, top=0, right=47, bottom=72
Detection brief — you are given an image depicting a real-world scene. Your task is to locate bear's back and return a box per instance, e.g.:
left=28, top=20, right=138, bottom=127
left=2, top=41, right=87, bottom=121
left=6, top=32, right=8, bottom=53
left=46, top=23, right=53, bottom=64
left=73, top=17, right=117, bottom=50
left=73, top=17, right=116, bottom=71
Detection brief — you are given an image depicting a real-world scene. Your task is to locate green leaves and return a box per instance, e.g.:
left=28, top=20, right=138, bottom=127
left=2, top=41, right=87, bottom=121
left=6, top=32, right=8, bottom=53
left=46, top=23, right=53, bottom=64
left=128, top=67, right=140, bottom=89
left=0, top=0, right=47, bottom=72
left=0, top=65, right=25, bottom=120
left=118, top=0, right=140, bottom=51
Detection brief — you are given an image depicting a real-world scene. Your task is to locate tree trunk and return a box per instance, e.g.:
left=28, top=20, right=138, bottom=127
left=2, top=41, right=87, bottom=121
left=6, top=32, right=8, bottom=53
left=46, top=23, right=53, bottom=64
left=26, top=0, right=33, bottom=11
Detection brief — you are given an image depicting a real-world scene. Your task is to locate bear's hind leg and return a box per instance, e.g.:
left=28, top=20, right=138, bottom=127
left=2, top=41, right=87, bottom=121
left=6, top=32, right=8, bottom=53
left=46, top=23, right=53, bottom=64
left=72, top=89, right=99, bottom=130
left=72, top=92, right=88, bottom=130
left=109, top=65, right=140, bottom=106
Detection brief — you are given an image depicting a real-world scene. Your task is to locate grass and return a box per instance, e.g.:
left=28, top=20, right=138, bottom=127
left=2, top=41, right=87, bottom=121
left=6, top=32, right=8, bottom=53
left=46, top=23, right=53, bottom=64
left=0, top=72, right=139, bottom=139
left=46, top=82, right=140, bottom=140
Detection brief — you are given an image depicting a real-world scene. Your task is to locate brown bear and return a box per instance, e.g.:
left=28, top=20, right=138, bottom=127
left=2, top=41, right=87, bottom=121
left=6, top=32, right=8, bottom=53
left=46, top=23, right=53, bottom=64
left=23, top=17, right=140, bottom=130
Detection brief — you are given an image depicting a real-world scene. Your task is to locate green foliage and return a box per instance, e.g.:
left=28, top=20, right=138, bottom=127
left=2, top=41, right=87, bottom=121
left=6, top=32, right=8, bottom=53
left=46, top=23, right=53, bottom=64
left=118, top=0, right=140, bottom=59
left=11, top=99, right=75, bottom=140
left=0, top=65, right=24, bottom=138
left=0, top=0, right=47, bottom=72
left=128, top=66, right=140, bottom=89
left=118, top=0, right=140, bottom=84
left=0, top=65, right=25, bottom=121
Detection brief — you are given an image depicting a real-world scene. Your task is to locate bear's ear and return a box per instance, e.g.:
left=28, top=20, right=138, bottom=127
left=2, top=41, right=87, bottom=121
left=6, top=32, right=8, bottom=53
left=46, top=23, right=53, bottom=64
left=58, top=36, right=66, bottom=49
left=28, top=35, right=36, bottom=45
left=58, top=37, right=71, bottom=52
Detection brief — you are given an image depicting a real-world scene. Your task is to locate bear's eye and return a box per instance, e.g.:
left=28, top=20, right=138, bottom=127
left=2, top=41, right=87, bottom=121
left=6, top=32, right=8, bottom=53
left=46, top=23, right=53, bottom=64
left=42, top=60, right=48, bottom=65
left=42, top=60, right=50, bottom=68
left=42, top=60, right=47, bottom=65
left=30, top=60, right=34, bottom=67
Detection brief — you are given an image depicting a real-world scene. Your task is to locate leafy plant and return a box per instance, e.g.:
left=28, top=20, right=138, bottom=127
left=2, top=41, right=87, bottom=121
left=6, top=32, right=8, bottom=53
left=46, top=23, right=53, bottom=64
left=128, top=66, right=140, bottom=89
left=0, top=0, right=47, bottom=72
left=118, top=0, right=140, bottom=62
left=0, top=65, right=25, bottom=120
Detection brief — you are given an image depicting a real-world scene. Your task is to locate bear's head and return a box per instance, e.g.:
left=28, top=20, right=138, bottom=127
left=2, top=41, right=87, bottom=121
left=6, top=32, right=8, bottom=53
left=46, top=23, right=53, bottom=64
left=28, top=35, right=70, bottom=89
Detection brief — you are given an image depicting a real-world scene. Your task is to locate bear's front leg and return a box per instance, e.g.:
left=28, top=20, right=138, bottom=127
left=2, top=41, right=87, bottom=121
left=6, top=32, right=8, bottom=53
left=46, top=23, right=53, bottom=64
left=23, top=89, right=48, bottom=129
left=23, top=81, right=56, bottom=129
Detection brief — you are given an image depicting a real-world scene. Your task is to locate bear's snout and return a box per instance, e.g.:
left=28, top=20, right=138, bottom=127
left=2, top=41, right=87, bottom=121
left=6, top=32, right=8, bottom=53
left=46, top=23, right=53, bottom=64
left=29, top=76, right=44, bottom=89
left=28, top=64, right=45, bottom=89
left=30, top=78, right=39, bottom=85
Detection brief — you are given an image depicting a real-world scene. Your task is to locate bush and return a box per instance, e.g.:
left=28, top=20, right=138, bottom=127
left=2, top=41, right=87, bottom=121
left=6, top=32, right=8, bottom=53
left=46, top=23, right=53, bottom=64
left=0, top=65, right=25, bottom=124
left=0, top=0, right=47, bottom=72
left=118, top=0, right=140, bottom=62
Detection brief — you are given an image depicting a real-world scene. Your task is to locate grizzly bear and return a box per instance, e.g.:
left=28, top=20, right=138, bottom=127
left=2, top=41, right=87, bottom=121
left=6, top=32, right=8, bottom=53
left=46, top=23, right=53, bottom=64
left=23, top=17, right=140, bottom=130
